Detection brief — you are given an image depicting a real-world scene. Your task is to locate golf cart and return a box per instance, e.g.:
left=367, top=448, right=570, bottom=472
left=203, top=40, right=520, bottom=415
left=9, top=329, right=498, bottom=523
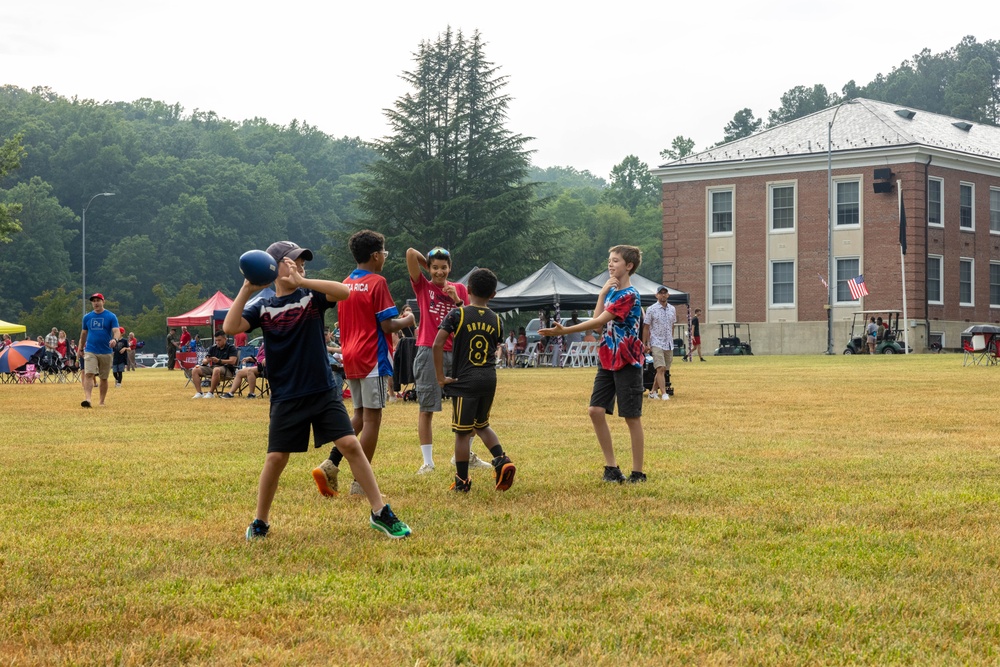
left=715, top=323, right=753, bottom=356
left=843, top=310, right=912, bottom=354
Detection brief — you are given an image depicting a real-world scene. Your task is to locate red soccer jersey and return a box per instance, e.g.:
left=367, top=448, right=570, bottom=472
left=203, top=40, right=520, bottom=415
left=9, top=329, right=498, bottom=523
left=410, top=274, right=468, bottom=351
left=340, top=269, right=399, bottom=379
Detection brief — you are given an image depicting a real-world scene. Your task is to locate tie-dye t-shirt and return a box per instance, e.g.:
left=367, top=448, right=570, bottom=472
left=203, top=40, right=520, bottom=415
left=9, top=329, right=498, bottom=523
left=597, top=286, right=644, bottom=371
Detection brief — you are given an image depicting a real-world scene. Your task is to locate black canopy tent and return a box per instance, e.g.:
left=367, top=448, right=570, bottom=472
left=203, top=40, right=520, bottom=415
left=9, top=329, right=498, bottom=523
left=487, top=262, right=603, bottom=313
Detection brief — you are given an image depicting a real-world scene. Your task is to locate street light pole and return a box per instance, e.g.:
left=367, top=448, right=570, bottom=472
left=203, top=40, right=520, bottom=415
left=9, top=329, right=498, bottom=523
left=82, top=192, right=116, bottom=320
left=826, top=102, right=847, bottom=355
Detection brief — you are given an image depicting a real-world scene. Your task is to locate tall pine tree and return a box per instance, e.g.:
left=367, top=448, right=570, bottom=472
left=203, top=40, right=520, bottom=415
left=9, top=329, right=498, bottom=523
left=341, top=28, right=551, bottom=291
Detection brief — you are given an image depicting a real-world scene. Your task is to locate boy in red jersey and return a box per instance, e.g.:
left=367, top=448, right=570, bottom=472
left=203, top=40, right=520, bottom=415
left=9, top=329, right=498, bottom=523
left=313, top=230, right=414, bottom=497
left=406, top=246, right=493, bottom=475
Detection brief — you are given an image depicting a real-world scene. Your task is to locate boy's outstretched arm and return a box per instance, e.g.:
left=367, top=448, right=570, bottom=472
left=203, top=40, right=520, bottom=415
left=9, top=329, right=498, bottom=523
left=281, top=258, right=349, bottom=303
left=380, top=312, right=416, bottom=335
left=541, top=310, right=613, bottom=337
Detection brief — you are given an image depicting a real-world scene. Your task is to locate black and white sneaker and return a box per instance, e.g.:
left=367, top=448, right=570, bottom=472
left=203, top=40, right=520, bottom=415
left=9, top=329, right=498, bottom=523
left=602, top=466, right=627, bottom=484
left=626, top=471, right=647, bottom=484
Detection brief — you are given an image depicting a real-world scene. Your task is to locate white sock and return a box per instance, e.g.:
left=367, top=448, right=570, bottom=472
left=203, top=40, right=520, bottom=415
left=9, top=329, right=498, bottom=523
left=421, top=444, right=434, bottom=466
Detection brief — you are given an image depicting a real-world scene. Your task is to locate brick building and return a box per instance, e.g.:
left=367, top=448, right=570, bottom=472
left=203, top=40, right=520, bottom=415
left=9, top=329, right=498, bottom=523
left=653, top=98, right=1000, bottom=354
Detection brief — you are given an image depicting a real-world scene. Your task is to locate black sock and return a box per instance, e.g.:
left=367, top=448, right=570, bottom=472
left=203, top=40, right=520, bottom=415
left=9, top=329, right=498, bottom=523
left=488, top=444, right=504, bottom=459
left=456, top=461, right=469, bottom=480
left=328, top=447, right=343, bottom=467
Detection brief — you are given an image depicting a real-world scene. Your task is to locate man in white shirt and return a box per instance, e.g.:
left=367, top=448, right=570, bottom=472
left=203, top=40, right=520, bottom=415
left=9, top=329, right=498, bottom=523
left=642, top=286, right=676, bottom=400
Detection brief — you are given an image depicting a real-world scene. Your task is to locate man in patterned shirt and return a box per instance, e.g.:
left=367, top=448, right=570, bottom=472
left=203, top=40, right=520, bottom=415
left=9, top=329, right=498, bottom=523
left=540, top=245, right=647, bottom=484
left=642, top=286, right=676, bottom=400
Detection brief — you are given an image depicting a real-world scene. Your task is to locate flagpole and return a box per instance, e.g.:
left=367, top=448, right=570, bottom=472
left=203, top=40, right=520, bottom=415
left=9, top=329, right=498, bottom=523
left=899, top=182, right=909, bottom=354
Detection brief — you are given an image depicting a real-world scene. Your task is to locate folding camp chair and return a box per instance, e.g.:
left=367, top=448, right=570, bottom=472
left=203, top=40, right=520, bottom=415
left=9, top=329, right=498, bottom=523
left=15, top=364, right=39, bottom=383
left=176, top=352, right=200, bottom=386
left=962, top=335, right=990, bottom=366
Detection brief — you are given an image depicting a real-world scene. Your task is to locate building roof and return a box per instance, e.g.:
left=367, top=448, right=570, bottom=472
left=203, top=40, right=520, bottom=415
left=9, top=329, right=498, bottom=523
left=656, top=98, right=1000, bottom=173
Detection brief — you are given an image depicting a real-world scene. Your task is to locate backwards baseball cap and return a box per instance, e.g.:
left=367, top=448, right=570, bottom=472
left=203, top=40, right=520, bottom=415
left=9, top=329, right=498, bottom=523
left=266, top=241, right=313, bottom=263
left=656, top=286, right=669, bottom=294
left=89, top=293, right=105, bottom=301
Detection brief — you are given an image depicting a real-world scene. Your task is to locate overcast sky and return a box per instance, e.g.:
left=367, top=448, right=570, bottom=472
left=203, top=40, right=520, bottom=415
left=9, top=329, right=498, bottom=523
left=2, top=1, right=993, bottom=179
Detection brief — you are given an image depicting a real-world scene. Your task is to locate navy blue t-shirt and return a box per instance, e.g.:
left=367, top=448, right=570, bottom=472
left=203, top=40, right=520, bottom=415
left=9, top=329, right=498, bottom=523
left=242, top=288, right=334, bottom=403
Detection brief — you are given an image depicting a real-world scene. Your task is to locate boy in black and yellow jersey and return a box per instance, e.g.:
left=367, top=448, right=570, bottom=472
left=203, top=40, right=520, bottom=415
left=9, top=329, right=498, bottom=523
left=433, top=268, right=516, bottom=493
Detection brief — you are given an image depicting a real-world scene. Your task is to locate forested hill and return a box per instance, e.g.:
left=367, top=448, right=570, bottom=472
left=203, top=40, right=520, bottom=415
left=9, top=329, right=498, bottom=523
left=0, top=85, right=377, bottom=325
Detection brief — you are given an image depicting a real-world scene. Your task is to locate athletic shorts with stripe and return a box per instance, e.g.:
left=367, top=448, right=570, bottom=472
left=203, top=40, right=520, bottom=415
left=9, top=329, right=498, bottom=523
left=450, top=393, right=494, bottom=433
left=348, top=375, right=389, bottom=410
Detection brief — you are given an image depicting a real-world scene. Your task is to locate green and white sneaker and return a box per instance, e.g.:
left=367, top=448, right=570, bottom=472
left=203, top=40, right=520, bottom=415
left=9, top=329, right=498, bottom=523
left=246, top=518, right=269, bottom=541
left=369, top=504, right=411, bottom=539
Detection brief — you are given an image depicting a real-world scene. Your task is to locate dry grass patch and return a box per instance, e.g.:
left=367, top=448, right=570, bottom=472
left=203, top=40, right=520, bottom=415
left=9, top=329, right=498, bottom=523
left=2, top=355, right=1000, bottom=665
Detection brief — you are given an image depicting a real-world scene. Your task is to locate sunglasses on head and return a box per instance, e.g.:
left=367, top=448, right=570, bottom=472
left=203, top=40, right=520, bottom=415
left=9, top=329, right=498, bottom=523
left=428, top=247, right=450, bottom=259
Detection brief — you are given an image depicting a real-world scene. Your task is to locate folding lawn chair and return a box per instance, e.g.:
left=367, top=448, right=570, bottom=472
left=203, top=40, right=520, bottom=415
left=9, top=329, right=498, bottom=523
left=962, top=335, right=991, bottom=367
left=176, top=352, right=200, bottom=387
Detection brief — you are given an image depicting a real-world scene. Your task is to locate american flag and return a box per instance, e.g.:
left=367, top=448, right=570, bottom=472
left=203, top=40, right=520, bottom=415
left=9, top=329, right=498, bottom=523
left=848, top=275, right=869, bottom=300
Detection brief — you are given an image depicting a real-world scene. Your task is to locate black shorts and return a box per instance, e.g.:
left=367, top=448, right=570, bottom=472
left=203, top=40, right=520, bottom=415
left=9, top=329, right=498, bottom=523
left=590, top=365, right=644, bottom=419
left=268, top=389, right=354, bottom=453
left=450, top=393, right=494, bottom=433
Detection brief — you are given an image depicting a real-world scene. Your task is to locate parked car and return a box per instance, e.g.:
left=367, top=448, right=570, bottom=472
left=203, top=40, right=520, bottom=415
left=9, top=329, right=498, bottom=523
left=134, top=353, right=157, bottom=368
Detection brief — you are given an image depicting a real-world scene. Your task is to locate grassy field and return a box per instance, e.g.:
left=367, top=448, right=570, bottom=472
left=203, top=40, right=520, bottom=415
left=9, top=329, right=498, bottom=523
left=2, top=355, right=1000, bottom=666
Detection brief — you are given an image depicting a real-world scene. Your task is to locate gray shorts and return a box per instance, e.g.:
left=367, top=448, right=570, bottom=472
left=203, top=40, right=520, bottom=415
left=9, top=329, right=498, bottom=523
left=414, top=346, right=452, bottom=412
left=348, top=376, right=389, bottom=410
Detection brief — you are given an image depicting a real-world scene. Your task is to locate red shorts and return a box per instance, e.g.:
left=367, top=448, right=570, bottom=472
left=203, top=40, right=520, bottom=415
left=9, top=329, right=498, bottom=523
left=692, top=336, right=701, bottom=346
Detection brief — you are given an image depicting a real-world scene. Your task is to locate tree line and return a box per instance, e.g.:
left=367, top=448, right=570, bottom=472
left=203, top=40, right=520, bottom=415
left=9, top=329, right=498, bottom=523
left=1, top=33, right=998, bottom=351
left=661, top=35, right=1000, bottom=161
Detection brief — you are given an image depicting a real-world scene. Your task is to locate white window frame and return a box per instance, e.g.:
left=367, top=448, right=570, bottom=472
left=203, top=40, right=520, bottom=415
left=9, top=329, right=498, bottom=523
left=927, top=254, right=943, bottom=306
left=769, top=182, right=796, bottom=233
left=959, top=182, right=975, bottom=231
left=709, top=262, right=733, bottom=308
left=959, top=257, right=974, bottom=307
left=834, top=179, right=861, bottom=228
left=835, top=257, right=861, bottom=304
left=770, top=260, right=795, bottom=307
left=990, top=187, right=1000, bottom=235
left=709, top=188, right=734, bottom=237
left=928, top=177, right=944, bottom=228
left=990, top=261, right=1000, bottom=308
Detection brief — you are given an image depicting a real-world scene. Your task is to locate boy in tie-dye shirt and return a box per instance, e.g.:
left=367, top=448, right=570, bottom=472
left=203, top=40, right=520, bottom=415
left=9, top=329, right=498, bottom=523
left=539, top=245, right=647, bottom=485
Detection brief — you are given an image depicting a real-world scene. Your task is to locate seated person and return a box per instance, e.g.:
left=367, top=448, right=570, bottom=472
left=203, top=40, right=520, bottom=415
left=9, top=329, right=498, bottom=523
left=504, top=330, right=517, bottom=367
left=191, top=330, right=237, bottom=398
left=325, top=327, right=345, bottom=399
left=515, top=327, right=527, bottom=354
left=222, top=345, right=266, bottom=399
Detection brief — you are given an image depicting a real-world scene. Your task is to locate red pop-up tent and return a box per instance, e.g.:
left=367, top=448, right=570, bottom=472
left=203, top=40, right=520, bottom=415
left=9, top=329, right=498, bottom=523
left=166, top=291, right=233, bottom=329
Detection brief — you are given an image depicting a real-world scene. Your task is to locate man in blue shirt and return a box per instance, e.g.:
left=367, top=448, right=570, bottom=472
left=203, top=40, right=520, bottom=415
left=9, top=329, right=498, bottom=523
left=80, top=293, right=121, bottom=408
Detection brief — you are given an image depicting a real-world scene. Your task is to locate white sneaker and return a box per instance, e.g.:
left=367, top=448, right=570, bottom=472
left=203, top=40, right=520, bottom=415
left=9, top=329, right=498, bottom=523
left=661, top=393, right=670, bottom=401
left=469, top=451, right=494, bottom=470
left=648, top=392, right=658, bottom=400
left=417, top=463, right=436, bottom=475
left=115, top=382, right=121, bottom=388
left=192, top=392, right=204, bottom=399
left=202, top=393, right=214, bottom=399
